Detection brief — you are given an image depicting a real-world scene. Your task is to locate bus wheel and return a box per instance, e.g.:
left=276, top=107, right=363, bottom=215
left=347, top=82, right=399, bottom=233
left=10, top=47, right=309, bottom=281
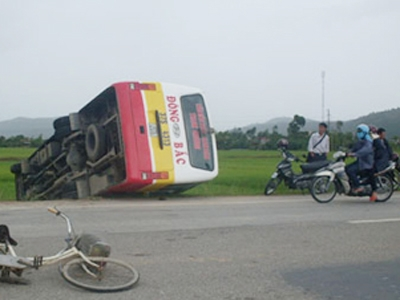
left=10, top=163, right=22, bottom=174
left=85, top=124, right=107, bottom=162
left=53, top=116, right=71, bottom=131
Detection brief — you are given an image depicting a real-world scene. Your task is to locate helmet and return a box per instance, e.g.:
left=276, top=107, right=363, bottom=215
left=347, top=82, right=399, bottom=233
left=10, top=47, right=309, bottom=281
left=277, top=138, right=289, bottom=149
left=356, top=124, right=371, bottom=140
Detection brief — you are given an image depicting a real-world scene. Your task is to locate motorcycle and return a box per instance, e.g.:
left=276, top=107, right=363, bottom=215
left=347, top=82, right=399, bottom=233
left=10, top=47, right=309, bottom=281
left=310, top=151, right=395, bottom=203
left=264, top=148, right=330, bottom=195
left=389, top=153, right=400, bottom=190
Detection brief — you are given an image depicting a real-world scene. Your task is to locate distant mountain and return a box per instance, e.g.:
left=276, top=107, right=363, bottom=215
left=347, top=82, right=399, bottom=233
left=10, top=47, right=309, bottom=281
left=340, top=108, right=400, bottom=137
left=0, top=117, right=55, bottom=138
left=1, top=107, right=399, bottom=140
left=240, top=108, right=400, bottom=138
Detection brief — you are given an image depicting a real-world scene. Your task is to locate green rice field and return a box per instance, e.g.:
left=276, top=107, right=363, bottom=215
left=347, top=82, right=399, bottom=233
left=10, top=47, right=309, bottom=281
left=0, top=148, right=35, bottom=201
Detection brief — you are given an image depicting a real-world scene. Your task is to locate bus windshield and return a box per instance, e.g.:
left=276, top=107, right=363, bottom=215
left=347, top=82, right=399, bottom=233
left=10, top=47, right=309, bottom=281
left=181, top=94, right=214, bottom=171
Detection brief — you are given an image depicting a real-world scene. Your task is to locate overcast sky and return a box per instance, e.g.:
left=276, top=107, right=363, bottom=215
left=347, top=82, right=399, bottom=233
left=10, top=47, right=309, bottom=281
left=1, top=0, right=399, bottom=130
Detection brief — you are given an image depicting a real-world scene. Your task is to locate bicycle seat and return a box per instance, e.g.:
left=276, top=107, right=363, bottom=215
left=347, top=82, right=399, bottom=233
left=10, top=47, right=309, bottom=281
left=0, top=225, right=18, bottom=246
left=301, top=160, right=330, bottom=174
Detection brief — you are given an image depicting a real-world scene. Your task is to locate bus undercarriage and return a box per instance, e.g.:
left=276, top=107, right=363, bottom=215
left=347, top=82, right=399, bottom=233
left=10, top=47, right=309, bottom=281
left=11, top=88, right=125, bottom=200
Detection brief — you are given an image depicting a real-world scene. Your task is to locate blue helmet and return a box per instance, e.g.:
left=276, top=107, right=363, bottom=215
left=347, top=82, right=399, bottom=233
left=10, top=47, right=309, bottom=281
left=356, top=124, right=371, bottom=141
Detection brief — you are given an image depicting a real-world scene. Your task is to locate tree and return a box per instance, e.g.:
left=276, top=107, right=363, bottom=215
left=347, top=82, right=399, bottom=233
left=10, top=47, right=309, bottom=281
left=336, top=121, right=344, bottom=133
left=245, top=127, right=257, bottom=140
left=272, top=125, right=278, bottom=134
left=0, top=135, right=45, bottom=148
left=286, top=115, right=308, bottom=150
left=287, top=114, right=306, bottom=137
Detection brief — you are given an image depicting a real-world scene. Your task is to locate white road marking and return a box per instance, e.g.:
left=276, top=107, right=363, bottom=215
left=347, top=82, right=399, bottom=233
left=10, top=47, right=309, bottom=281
left=348, top=218, right=400, bottom=224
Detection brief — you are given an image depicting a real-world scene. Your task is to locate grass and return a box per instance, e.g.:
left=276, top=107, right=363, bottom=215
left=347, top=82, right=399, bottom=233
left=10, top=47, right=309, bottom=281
left=0, top=148, right=305, bottom=201
left=0, top=148, right=35, bottom=201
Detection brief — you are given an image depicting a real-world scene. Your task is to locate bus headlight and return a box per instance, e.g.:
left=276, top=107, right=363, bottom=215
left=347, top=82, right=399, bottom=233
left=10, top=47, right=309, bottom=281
left=141, top=172, right=169, bottom=180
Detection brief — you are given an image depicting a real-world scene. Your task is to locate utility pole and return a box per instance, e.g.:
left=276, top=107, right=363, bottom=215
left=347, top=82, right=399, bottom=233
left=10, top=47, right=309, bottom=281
left=321, top=71, right=325, bottom=122
left=327, top=109, right=331, bottom=128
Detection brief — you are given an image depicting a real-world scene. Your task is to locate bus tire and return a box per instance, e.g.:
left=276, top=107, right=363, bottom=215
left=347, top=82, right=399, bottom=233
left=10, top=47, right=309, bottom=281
left=85, top=124, right=107, bottom=162
left=10, top=163, right=22, bottom=174
left=53, top=116, right=71, bottom=131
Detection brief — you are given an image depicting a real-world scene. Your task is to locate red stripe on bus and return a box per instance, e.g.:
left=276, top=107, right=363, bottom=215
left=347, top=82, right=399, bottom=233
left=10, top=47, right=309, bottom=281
left=109, top=82, right=153, bottom=192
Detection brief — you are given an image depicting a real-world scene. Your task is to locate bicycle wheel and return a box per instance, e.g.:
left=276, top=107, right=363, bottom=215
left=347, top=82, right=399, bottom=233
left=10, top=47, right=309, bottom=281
left=60, top=257, right=139, bottom=292
left=375, top=175, right=394, bottom=203
left=310, top=176, right=337, bottom=203
left=264, top=178, right=282, bottom=196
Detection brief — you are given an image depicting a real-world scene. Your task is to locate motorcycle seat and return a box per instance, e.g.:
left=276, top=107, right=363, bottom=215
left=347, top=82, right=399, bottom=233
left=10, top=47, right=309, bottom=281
left=0, top=225, right=17, bottom=246
left=301, top=160, right=330, bottom=174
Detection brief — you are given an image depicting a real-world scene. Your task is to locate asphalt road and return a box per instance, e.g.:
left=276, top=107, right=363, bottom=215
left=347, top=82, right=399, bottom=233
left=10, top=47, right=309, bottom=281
left=1, top=194, right=400, bottom=300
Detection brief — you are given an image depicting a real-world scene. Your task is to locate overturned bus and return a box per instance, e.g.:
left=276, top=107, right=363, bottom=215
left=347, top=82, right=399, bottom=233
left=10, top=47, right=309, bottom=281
left=11, top=82, right=218, bottom=200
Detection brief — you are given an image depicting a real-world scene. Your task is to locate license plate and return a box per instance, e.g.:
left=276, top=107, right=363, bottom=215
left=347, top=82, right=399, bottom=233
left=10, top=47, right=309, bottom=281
left=148, top=123, right=158, bottom=137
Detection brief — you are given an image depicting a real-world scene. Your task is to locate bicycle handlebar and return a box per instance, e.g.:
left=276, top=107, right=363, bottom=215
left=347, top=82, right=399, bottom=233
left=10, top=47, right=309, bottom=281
left=48, top=207, right=60, bottom=215
left=47, top=207, right=76, bottom=242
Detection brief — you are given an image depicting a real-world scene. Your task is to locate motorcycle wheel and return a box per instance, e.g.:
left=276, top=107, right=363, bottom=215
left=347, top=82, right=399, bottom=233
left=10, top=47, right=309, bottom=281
left=375, top=175, right=394, bottom=202
left=391, top=170, right=400, bottom=190
left=310, top=176, right=337, bottom=203
left=264, top=178, right=282, bottom=196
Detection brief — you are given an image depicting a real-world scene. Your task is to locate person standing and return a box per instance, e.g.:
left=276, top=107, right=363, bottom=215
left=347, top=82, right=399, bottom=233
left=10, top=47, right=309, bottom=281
left=307, top=122, right=330, bottom=162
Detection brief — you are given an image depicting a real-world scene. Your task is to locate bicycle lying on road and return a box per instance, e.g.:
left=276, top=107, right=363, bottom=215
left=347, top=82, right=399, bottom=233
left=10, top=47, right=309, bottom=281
left=0, top=207, right=139, bottom=292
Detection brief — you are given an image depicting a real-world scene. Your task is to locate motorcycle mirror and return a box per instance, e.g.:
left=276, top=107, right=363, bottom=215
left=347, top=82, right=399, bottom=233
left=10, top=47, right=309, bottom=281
left=333, top=151, right=346, bottom=159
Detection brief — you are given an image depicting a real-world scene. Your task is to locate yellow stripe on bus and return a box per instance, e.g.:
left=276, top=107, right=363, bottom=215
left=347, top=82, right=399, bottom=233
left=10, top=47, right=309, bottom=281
left=140, top=83, right=175, bottom=192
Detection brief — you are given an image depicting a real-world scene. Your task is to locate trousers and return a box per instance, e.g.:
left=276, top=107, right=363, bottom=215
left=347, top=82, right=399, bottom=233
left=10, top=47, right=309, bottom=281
left=307, top=153, right=327, bottom=163
left=345, top=162, right=377, bottom=191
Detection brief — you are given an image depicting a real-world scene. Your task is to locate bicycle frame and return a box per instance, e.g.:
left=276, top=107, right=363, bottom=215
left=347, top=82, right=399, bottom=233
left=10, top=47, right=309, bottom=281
left=0, top=207, right=139, bottom=292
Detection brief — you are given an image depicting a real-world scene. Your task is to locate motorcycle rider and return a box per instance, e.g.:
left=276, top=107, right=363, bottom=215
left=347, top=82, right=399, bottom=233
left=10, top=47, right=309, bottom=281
left=345, top=124, right=378, bottom=202
left=374, top=128, right=393, bottom=172
left=369, top=125, right=379, bottom=140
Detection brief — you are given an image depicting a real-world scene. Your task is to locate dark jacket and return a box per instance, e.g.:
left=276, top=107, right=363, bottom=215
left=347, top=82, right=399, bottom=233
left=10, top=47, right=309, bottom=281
left=351, top=139, right=374, bottom=170
left=373, top=138, right=393, bottom=172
